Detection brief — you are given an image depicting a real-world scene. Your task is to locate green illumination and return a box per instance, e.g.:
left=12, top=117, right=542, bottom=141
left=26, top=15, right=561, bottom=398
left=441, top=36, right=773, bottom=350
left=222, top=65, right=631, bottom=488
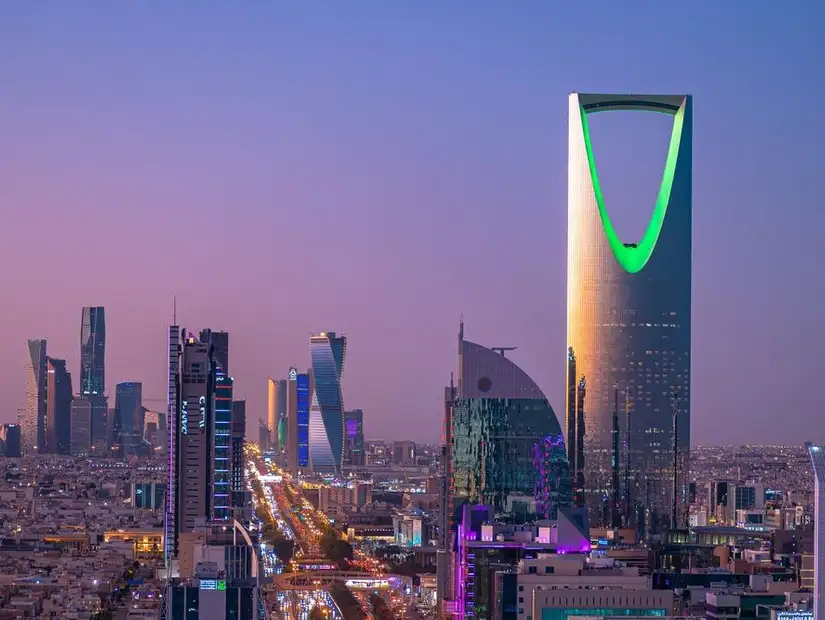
left=579, top=103, right=685, bottom=274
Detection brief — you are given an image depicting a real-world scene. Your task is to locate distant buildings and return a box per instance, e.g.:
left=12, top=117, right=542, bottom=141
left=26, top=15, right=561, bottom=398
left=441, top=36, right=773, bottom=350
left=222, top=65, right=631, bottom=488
left=566, top=93, right=693, bottom=532
left=80, top=306, right=106, bottom=395
left=21, top=339, right=47, bottom=454
left=0, top=424, right=21, bottom=457
left=114, top=382, right=143, bottom=457
left=45, top=357, right=72, bottom=455
left=344, top=409, right=365, bottom=466
left=231, top=400, right=247, bottom=505
left=309, top=332, right=347, bottom=474
left=70, top=395, right=93, bottom=455
left=393, top=440, right=416, bottom=466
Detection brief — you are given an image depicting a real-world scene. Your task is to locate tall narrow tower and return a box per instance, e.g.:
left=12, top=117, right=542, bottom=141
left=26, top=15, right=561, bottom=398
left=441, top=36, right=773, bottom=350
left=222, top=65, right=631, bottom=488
left=809, top=443, right=825, bottom=620
left=80, top=307, right=106, bottom=395
left=22, top=340, right=48, bottom=455
left=309, top=332, right=346, bottom=474
left=566, top=93, right=692, bottom=532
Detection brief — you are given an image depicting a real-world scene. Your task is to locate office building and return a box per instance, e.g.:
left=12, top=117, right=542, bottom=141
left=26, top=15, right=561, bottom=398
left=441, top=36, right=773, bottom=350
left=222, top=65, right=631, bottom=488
left=497, top=554, right=673, bottom=620
left=70, top=395, right=93, bottom=455
left=45, top=357, right=73, bottom=455
left=344, top=409, right=365, bottom=466
left=213, top=372, right=233, bottom=521
left=267, top=378, right=286, bottom=452
left=393, top=440, right=416, bottom=466
left=114, top=382, right=143, bottom=457
left=231, top=400, right=246, bottom=504
left=258, top=419, right=269, bottom=452
left=22, top=339, right=47, bottom=454
left=199, top=329, right=229, bottom=374
left=309, top=332, right=347, bottom=474
left=80, top=306, right=106, bottom=395
left=166, top=323, right=181, bottom=564
left=0, top=424, right=22, bottom=457
left=133, top=482, right=167, bottom=510
left=566, top=93, right=692, bottom=532
left=444, top=321, right=571, bottom=528
left=297, top=370, right=311, bottom=472
left=808, top=443, right=825, bottom=620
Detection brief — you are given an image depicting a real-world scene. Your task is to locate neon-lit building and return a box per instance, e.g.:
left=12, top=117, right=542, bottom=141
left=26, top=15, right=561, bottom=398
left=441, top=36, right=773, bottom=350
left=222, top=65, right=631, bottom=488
left=213, top=372, right=233, bottom=521
left=808, top=443, right=825, bottom=620
left=296, top=371, right=311, bottom=469
left=309, top=332, right=347, bottom=474
left=566, top=93, right=692, bottom=532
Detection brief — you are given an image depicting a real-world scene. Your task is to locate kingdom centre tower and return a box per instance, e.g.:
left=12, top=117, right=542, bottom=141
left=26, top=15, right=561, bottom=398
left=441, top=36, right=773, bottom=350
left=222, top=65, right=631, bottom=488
left=566, top=93, right=692, bottom=535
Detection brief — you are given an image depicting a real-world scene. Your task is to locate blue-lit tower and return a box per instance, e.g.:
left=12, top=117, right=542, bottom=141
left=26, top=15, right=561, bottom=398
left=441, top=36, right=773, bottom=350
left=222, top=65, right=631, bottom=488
left=309, top=332, right=346, bottom=474
left=213, top=371, right=233, bottom=521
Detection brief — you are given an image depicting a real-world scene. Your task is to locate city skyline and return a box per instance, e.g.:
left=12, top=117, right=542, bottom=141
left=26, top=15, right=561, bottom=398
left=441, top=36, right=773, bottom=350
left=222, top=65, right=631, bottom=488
left=2, top=3, right=824, bottom=445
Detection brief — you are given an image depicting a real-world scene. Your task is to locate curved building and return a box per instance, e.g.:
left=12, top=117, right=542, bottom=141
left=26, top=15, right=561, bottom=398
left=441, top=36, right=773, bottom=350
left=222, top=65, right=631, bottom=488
left=309, top=332, right=347, bottom=474
left=445, top=322, right=571, bottom=526
left=566, top=93, right=692, bottom=533
left=80, top=307, right=106, bottom=395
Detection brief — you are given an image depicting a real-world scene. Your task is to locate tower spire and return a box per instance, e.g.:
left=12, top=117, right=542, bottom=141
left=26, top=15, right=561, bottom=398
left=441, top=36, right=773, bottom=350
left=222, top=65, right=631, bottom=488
left=172, top=296, right=177, bottom=325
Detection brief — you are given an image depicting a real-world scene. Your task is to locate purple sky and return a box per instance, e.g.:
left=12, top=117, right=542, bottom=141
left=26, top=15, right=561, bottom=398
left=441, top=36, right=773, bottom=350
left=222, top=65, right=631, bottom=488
left=1, top=3, right=824, bottom=444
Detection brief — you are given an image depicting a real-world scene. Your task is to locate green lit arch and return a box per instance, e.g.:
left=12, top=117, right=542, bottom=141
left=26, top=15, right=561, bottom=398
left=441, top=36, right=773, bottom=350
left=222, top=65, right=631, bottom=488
left=579, top=102, right=686, bottom=274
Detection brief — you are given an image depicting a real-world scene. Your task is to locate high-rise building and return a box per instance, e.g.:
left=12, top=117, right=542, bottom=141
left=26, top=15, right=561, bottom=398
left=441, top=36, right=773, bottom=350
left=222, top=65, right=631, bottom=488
left=165, top=323, right=181, bottom=565
left=344, top=409, right=365, bottom=466
left=809, top=443, right=825, bottom=620
left=80, top=306, right=106, bottom=395
left=22, top=339, right=47, bottom=454
left=566, top=93, right=692, bottom=533
left=0, top=424, right=22, bottom=458
left=231, top=400, right=246, bottom=499
left=200, top=329, right=229, bottom=374
left=45, top=357, right=73, bottom=455
left=258, top=419, right=269, bottom=452
left=86, top=394, right=109, bottom=456
left=114, top=382, right=144, bottom=457
left=309, top=332, right=346, bottom=474
left=168, top=329, right=227, bottom=558
left=70, top=395, right=94, bottom=455
left=213, top=372, right=233, bottom=521
left=444, top=321, right=571, bottom=527
left=267, top=379, right=277, bottom=451
left=439, top=322, right=574, bottom=610
left=285, top=367, right=312, bottom=476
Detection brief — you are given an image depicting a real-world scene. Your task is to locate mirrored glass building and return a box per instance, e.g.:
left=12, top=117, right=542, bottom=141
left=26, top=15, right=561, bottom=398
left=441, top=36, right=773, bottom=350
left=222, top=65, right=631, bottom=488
left=309, top=332, right=347, bottom=474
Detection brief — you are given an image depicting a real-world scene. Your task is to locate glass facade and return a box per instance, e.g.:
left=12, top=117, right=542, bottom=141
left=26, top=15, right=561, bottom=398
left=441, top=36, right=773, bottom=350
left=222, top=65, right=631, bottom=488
left=451, top=398, right=570, bottom=521
left=80, top=306, right=106, bottom=395
left=309, top=332, right=346, bottom=473
left=46, top=357, right=73, bottom=455
left=296, top=372, right=310, bottom=468
left=213, top=373, right=233, bottom=520
left=566, top=94, right=692, bottom=533
left=23, top=339, right=47, bottom=455
left=114, top=382, right=143, bottom=457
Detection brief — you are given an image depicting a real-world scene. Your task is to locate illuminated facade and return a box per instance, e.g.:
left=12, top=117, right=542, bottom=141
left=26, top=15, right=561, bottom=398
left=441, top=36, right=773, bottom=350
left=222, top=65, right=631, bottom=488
left=309, top=332, right=347, bottom=474
left=213, top=372, right=233, bottom=521
left=170, top=331, right=215, bottom=557
left=809, top=443, right=825, bottom=620
left=80, top=306, right=106, bottom=395
left=344, top=409, right=365, bottom=466
left=566, top=93, right=692, bottom=533
left=113, top=381, right=143, bottom=457
left=22, top=339, right=47, bottom=454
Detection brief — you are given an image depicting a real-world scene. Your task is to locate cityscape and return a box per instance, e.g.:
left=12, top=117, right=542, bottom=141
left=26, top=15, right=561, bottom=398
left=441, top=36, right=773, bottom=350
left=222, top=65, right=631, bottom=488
left=1, top=4, right=824, bottom=620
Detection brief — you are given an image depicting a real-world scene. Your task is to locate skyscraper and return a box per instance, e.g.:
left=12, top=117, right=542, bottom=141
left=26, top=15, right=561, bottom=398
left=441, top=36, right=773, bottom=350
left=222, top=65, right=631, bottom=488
left=267, top=378, right=286, bottom=453
left=200, top=329, right=229, bottom=374
left=566, top=93, right=692, bottom=533
left=344, top=409, right=365, bottom=467
left=165, top=323, right=180, bottom=565
left=286, top=368, right=312, bottom=476
left=114, top=382, right=144, bottom=457
left=0, top=424, right=22, bottom=458
left=22, top=339, right=47, bottom=454
left=231, top=400, right=247, bottom=509
left=445, top=321, right=571, bottom=526
left=70, top=395, right=94, bottom=455
left=213, top=372, right=233, bottom=521
left=309, top=332, right=346, bottom=474
left=809, top=443, right=825, bottom=620
left=45, top=357, right=73, bottom=455
left=80, top=306, right=106, bottom=395
left=168, top=330, right=226, bottom=558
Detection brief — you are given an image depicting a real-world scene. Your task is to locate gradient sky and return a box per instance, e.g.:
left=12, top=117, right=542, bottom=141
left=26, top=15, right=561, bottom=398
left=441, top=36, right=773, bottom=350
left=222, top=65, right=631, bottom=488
left=2, top=3, right=824, bottom=445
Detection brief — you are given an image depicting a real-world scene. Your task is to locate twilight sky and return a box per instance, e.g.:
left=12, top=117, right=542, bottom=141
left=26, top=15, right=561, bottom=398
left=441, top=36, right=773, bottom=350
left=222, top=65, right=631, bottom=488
left=1, top=3, right=824, bottom=445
